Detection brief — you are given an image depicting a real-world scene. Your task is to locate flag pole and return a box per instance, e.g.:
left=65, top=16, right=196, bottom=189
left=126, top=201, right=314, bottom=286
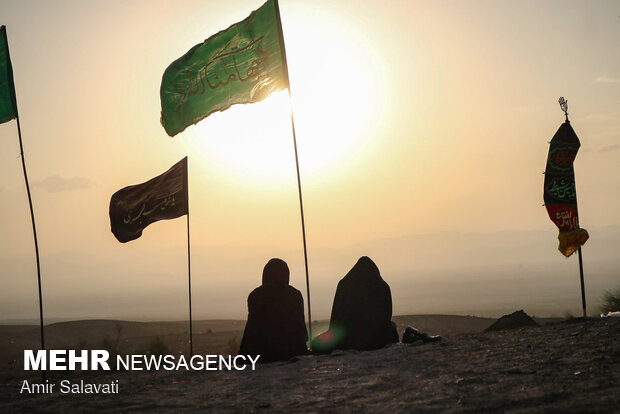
left=4, top=27, right=45, bottom=355
left=273, top=0, right=313, bottom=341
left=186, top=163, right=194, bottom=356
left=558, top=98, right=587, bottom=318
left=578, top=247, right=586, bottom=317
left=16, top=113, right=45, bottom=354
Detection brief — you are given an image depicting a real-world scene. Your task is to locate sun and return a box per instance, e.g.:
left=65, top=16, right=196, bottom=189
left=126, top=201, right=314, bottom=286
left=186, top=8, right=383, bottom=186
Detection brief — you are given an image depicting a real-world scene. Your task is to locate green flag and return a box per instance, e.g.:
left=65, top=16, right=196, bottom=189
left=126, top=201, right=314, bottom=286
left=0, top=26, right=17, bottom=124
left=160, top=0, right=287, bottom=137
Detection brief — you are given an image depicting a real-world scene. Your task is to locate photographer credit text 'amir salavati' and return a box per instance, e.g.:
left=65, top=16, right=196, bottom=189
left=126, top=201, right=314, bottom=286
left=20, top=349, right=260, bottom=395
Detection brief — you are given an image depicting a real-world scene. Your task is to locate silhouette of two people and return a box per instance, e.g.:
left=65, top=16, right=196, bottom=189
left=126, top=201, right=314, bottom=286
left=239, top=256, right=397, bottom=362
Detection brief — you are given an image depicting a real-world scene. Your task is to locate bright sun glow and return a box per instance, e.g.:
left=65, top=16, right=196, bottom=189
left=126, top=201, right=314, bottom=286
left=186, top=12, right=382, bottom=184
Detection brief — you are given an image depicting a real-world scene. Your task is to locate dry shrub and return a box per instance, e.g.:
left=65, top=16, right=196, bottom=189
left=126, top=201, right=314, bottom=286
left=601, top=285, right=620, bottom=314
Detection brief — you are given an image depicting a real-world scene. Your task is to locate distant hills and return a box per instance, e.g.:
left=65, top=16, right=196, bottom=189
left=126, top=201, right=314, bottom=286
left=1, top=226, right=618, bottom=321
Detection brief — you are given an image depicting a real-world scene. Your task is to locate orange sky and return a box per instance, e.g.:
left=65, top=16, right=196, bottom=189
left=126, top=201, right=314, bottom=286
left=0, top=0, right=618, bottom=321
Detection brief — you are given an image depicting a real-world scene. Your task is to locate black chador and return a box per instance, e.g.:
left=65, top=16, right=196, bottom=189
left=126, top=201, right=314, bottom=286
left=313, top=256, right=398, bottom=353
left=238, top=259, right=308, bottom=362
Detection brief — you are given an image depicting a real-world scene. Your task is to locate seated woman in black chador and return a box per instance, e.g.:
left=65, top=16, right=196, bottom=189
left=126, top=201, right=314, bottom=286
left=312, top=256, right=398, bottom=353
left=238, top=258, right=308, bottom=363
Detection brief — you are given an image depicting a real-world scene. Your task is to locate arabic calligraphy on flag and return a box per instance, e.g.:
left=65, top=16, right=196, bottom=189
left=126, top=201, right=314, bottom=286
left=109, top=158, right=188, bottom=243
left=160, top=0, right=286, bottom=137
left=543, top=122, right=588, bottom=257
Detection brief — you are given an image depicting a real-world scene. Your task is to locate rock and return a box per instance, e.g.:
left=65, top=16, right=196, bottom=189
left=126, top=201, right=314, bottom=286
left=484, top=310, right=538, bottom=332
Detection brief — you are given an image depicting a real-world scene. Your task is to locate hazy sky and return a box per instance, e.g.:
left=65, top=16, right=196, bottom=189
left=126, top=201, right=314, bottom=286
left=1, top=0, right=618, bottom=322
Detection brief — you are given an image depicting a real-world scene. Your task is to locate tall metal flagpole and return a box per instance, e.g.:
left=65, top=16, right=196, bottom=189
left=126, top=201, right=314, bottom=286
left=273, top=0, right=313, bottom=341
left=16, top=115, right=45, bottom=351
left=4, top=27, right=45, bottom=353
left=578, top=247, right=586, bottom=317
left=559, top=97, right=586, bottom=317
left=186, top=161, right=194, bottom=356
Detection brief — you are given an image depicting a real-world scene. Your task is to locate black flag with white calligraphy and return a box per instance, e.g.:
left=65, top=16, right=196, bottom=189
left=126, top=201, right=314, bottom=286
left=543, top=122, right=588, bottom=257
left=110, top=157, right=188, bottom=243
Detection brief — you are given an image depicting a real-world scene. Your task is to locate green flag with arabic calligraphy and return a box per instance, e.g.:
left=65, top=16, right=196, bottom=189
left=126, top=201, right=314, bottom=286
left=160, top=0, right=287, bottom=137
left=0, top=26, right=18, bottom=124
left=109, top=158, right=188, bottom=243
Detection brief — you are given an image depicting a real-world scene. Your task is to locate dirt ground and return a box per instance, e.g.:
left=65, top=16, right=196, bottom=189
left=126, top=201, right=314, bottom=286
left=1, top=317, right=618, bottom=413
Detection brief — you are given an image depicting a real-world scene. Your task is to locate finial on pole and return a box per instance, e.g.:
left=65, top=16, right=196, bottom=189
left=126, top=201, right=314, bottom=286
left=558, top=97, right=569, bottom=122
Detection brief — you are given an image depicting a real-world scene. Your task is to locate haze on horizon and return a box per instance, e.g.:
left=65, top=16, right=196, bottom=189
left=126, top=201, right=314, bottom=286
left=0, top=0, right=618, bottom=323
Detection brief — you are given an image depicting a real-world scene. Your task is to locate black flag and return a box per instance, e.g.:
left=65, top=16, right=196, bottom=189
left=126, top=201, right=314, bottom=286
left=543, top=122, right=588, bottom=257
left=110, top=158, right=188, bottom=243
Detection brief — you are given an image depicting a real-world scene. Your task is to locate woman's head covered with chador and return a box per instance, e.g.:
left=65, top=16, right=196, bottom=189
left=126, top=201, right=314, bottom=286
left=262, top=258, right=289, bottom=286
left=341, top=256, right=381, bottom=284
